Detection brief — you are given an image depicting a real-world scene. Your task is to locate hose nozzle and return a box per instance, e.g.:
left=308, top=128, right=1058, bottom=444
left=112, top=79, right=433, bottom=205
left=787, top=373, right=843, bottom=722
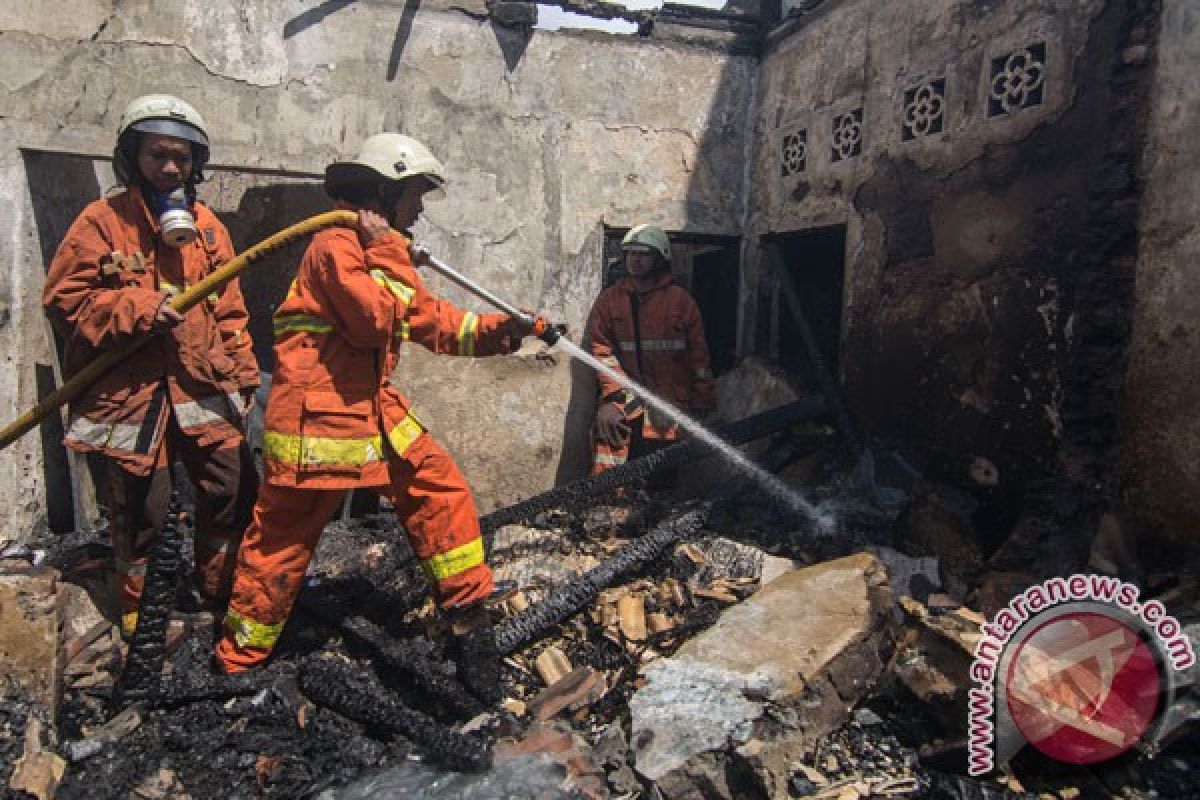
left=526, top=315, right=562, bottom=346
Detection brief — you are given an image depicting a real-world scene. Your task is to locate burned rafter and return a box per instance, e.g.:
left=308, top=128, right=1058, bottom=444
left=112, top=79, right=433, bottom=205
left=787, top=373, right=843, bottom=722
left=480, top=398, right=827, bottom=535
left=295, top=592, right=486, bottom=722
left=494, top=506, right=709, bottom=654
left=537, top=0, right=652, bottom=25
left=114, top=492, right=185, bottom=708
left=299, top=656, right=492, bottom=773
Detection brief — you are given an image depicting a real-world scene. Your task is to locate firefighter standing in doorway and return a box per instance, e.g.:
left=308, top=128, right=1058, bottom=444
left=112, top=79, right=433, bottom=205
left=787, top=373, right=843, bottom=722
left=584, top=224, right=716, bottom=474
left=42, top=94, right=260, bottom=637
left=214, top=134, right=527, bottom=703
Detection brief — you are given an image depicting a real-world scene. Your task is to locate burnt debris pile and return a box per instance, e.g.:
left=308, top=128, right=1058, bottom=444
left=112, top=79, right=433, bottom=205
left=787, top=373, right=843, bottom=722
left=2, top=398, right=1198, bottom=799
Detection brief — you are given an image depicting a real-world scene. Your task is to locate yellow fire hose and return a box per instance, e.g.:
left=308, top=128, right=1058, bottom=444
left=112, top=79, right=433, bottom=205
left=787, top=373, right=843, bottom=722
left=0, top=210, right=358, bottom=452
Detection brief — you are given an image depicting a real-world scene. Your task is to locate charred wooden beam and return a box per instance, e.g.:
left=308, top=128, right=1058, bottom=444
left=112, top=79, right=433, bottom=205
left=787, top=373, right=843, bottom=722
left=295, top=593, right=485, bottom=721
left=300, top=657, right=492, bottom=773
left=495, top=506, right=709, bottom=654
left=114, top=493, right=184, bottom=708
left=481, top=398, right=826, bottom=534
left=154, top=668, right=282, bottom=708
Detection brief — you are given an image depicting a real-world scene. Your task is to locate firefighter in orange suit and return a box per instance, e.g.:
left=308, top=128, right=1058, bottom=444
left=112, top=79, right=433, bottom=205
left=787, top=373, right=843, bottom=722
left=214, top=134, right=526, bottom=702
left=584, top=225, right=716, bottom=474
left=42, top=94, right=260, bottom=636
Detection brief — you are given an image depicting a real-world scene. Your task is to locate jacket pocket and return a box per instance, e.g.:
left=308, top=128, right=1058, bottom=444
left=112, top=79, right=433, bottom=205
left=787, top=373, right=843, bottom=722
left=298, top=391, right=379, bottom=474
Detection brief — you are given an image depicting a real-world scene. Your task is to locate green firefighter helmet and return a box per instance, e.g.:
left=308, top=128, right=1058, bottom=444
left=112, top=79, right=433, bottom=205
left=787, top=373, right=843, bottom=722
left=621, top=224, right=671, bottom=262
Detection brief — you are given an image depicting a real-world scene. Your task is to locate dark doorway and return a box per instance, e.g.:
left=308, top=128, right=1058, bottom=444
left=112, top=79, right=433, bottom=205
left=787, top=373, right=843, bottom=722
left=766, top=225, right=847, bottom=389
left=602, top=229, right=741, bottom=376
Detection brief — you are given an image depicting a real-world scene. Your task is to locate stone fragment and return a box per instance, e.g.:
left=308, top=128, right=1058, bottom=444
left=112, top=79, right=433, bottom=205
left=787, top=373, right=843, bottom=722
left=0, top=567, right=63, bottom=713
left=630, top=553, right=895, bottom=797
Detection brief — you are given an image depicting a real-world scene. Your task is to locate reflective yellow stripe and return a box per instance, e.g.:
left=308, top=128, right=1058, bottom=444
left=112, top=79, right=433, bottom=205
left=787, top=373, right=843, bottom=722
left=422, top=538, right=486, bottom=582
left=273, top=314, right=334, bottom=336
left=386, top=412, right=424, bottom=456
left=224, top=609, right=285, bottom=649
left=394, top=320, right=411, bottom=341
left=121, top=611, right=139, bottom=638
left=370, top=269, right=415, bottom=306
left=457, top=312, right=479, bottom=356
left=263, top=431, right=385, bottom=468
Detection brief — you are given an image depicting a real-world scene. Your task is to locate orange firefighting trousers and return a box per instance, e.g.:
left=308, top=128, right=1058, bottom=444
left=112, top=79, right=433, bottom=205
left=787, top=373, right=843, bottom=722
left=215, top=432, right=493, bottom=672
left=104, top=418, right=258, bottom=636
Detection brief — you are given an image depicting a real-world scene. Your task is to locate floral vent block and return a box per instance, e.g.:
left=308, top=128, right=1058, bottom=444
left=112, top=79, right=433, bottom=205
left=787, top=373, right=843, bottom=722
left=903, top=79, right=946, bottom=140
left=988, top=43, right=1046, bottom=117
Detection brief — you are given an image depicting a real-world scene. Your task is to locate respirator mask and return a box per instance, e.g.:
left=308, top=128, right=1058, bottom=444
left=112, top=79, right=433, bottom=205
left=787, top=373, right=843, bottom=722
left=151, top=188, right=198, bottom=247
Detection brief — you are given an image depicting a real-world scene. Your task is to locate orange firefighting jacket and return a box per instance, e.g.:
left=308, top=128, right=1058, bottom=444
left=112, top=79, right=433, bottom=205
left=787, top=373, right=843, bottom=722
left=262, top=224, right=514, bottom=489
left=584, top=270, right=715, bottom=439
left=43, top=186, right=259, bottom=475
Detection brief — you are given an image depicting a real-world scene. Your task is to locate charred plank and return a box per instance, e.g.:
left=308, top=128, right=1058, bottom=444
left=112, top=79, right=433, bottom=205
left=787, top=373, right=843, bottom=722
left=114, top=492, right=184, bottom=707
left=299, top=657, right=492, bottom=773
left=495, top=506, right=709, bottom=654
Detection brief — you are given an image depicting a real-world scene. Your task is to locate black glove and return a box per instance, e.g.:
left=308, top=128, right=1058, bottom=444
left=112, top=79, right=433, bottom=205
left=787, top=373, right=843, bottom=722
left=595, top=402, right=629, bottom=447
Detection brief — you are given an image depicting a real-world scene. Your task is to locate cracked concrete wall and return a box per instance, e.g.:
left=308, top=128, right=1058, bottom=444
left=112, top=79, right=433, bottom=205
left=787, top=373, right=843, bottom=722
left=0, top=0, right=756, bottom=537
left=1120, top=0, right=1200, bottom=545
left=748, top=0, right=1155, bottom=539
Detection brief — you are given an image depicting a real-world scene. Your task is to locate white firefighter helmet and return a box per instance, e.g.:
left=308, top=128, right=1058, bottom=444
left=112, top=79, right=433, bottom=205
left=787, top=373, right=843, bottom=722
left=325, top=133, right=447, bottom=193
left=621, top=224, right=671, bottom=262
left=113, top=94, right=210, bottom=186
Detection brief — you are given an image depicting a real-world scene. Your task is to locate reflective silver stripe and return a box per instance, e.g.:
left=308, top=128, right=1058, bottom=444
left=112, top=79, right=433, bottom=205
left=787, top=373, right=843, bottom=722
left=618, top=339, right=687, bottom=352
left=173, top=394, right=237, bottom=430
left=693, top=367, right=713, bottom=379
left=593, top=451, right=626, bottom=466
left=228, top=391, right=246, bottom=417
left=65, top=414, right=160, bottom=455
left=114, top=557, right=147, bottom=578
left=598, top=355, right=621, bottom=369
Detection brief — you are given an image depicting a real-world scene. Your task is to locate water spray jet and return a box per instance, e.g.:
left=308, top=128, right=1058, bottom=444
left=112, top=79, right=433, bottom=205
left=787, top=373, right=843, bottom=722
left=418, top=251, right=836, bottom=533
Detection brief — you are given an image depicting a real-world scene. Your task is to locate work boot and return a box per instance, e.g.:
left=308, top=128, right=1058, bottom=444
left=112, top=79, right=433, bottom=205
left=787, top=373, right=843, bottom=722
left=445, top=603, right=503, bottom=706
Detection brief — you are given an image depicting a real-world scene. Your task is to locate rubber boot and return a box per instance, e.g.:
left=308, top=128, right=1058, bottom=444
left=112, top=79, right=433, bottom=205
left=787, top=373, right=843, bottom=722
left=446, top=603, right=503, bottom=706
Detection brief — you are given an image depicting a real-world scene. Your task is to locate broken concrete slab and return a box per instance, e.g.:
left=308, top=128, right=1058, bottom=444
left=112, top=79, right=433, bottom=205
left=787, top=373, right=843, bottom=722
left=892, top=596, right=984, bottom=736
left=629, top=552, right=895, bottom=796
left=867, top=545, right=941, bottom=605
left=0, top=566, right=64, bottom=713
